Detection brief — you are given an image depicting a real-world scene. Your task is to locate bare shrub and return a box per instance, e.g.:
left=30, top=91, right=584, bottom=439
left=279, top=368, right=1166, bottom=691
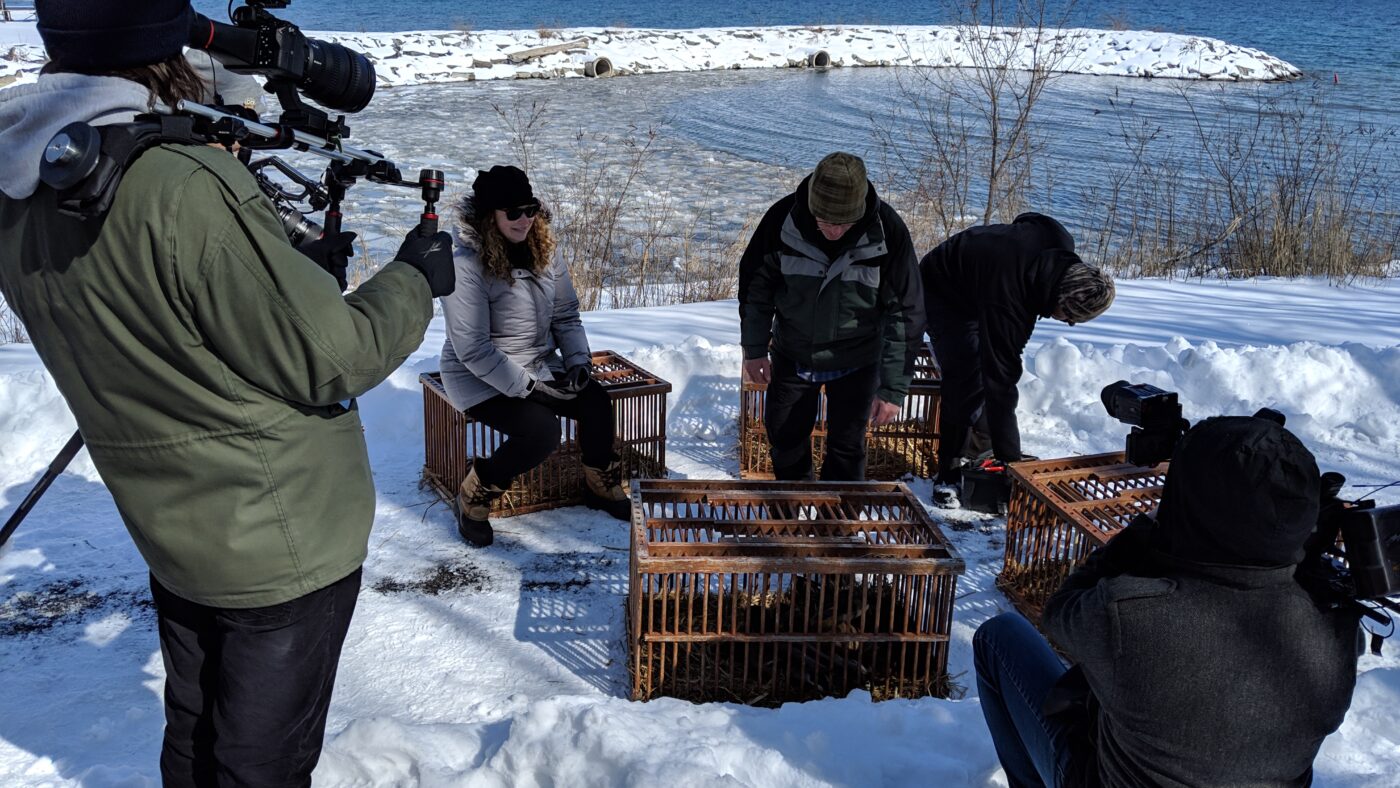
left=0, top=297, right=29, bottom=344
left=1084, top=84, right=1398, bottom=281
left=875, top=0, right=1080, bottom=239
left=490, top=96, right=549, bottom=174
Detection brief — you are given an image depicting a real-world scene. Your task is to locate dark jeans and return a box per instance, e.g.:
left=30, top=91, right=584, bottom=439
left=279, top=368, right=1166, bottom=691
left=467, top=377, right=617, bottom=488
left=928, top=308, right=983, bottom=483
left=152, top=568, right=361, bottom=788
left=973, top=612, right=1080, bottom=788
left=764, top=354, right=879, bottom=481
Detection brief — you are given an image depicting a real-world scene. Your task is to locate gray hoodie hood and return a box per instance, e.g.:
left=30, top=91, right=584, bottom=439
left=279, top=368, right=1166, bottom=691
left=0, top=73, right=155, bottom=200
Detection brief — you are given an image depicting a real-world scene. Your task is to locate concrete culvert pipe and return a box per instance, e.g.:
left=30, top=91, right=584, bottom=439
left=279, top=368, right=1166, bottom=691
left=808, top=49, right=831, bottom=68
left=584, top=56, right=613, bottom=78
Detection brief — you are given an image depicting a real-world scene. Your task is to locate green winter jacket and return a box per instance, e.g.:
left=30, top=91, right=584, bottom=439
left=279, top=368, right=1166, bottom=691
left=737, top=177, right=924, bottom=405
left=0, top=143, right=432, bottom=607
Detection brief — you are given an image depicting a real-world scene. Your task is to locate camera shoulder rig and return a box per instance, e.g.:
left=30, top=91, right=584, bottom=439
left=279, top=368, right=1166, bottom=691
left=39, top=114, right=211, bottom=221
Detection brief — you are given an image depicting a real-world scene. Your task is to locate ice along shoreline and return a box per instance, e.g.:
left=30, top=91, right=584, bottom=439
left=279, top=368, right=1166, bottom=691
left=0, top=23, right=1301, bottom=89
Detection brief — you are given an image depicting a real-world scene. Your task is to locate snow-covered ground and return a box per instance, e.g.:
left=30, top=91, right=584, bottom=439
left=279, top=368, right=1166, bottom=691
left=1, top=277, right=1398, bottom=786
left=0, top=21, right=1299, bottom=89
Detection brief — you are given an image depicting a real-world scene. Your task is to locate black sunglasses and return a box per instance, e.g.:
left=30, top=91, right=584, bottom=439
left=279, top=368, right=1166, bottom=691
left=504, top=204, right=541, bottom=221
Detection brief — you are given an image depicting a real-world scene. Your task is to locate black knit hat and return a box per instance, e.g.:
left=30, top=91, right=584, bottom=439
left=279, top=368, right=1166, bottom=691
left=1154, top=416, right=1321, bottom=567
left=37, top=0, right=195, bottom=72
left=472, top=165, right=536, bottom=215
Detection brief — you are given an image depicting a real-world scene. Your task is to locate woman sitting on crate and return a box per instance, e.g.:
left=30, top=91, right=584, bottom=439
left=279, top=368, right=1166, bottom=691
left=439, top=165, right=631, bottom=547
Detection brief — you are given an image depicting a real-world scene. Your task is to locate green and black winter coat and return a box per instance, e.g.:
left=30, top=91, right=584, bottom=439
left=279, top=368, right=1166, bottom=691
left=0, top=75, right=433, bottom=608
left=737, top=177, right=924, bottom=405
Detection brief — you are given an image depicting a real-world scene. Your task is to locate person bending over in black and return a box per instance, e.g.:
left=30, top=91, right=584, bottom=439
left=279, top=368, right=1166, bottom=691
left=974, top=416, right=1361, bottom=787
left=920, top=213, right=1114, bottom=505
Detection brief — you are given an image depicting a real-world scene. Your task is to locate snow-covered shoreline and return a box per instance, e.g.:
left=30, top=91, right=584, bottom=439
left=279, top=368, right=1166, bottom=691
left=0, top=22, right=1301, bottom=90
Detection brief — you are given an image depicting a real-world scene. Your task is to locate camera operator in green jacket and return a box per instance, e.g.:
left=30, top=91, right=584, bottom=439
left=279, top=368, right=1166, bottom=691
left=738, top=152, right=924, bottom=481
left=0, top=2, right=455, bottom=783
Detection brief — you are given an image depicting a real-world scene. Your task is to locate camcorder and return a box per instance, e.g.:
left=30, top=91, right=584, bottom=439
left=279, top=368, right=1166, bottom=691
left=1102, top=381, right=1400, bottom=615
left=41, top=0, right=443, bottom=247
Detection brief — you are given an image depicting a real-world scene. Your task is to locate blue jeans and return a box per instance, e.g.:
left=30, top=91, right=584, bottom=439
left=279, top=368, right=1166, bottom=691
left=973, top=612, right=1081, bottom=788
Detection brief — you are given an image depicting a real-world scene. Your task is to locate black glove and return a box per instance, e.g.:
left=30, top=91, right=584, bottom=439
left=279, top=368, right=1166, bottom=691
left=395, top=228, right=455, bottom=297
left=562, top=364, right=591, bottom=393
left=298, top=231, right=356, bottom=292
left=525, top=375, right=579, bottom=404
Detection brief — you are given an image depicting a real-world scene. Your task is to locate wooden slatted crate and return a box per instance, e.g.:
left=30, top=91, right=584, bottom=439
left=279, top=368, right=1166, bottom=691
left=738, top=344, right=942, bottom=480
left=997, top=452, right=1168, bottom=623
left=628, top=479, right=965, bottom=706
left=421, top=350, right=671, bottom=517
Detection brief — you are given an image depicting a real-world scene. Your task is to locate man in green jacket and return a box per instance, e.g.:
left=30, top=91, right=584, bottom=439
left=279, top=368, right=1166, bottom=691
left=738, top=152, right=924, bottom=481
left=0, top=2, right=455, bottom=784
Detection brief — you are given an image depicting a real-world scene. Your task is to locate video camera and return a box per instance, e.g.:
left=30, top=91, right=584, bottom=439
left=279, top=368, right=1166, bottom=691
left=1099, top=381, right=1190, bottom=467
left=1102, top=380, right=1400, bottom=605
left=189, top=0, right=374, bottom=136
left=187, top=1, right=443, bottom=243
left=41, top=0, right=443, bottom=249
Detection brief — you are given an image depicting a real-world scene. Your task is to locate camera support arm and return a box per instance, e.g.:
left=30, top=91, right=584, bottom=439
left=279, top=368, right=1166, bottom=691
left=177, top=100, right=445, bottom=237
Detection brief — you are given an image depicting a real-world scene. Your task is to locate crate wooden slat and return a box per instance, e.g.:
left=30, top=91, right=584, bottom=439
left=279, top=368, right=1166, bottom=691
left=629, top=479, right=965, bottom=706
left=421, top=350, right=671, bottom=517
left=997, top=452, right=1168, bottom=624
left=738, top=343, right=942, bottom=480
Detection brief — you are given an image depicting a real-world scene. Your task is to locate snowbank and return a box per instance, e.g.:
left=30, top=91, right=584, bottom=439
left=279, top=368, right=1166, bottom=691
left=0, top=21, right=1301, bottom=90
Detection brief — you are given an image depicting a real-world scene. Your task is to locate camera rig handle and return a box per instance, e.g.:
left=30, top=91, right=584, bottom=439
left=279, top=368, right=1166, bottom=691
left=416, top=169, right=444, bottom=235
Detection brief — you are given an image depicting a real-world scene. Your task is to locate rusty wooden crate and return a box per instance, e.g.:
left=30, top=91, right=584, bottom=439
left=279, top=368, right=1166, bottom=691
left=421, top=350, right=671, bottom=517
left=738, top=344, right=942, bottom=480
left=997, top=452, right=1168, bottom=623
left=628, top=479, right=965, bottom=706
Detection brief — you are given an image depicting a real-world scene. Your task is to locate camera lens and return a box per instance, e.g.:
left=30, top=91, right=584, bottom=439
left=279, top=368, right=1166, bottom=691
left=1101, top=380, right=1133, bottom=422
left=301, top=38, right=375, bottom=113
left=276, top=203, right=323, bottom=247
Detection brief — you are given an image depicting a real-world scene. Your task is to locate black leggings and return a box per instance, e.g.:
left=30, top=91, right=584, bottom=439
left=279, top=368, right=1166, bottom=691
left=467, top=377, right=617, bottom=487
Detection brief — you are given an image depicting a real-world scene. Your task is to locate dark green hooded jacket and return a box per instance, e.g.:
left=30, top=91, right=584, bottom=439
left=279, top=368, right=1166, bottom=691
left=0, top=137, right=432, bottom=607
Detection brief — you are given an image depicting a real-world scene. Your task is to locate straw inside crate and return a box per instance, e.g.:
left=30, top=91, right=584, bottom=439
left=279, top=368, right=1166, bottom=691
left=629, top=480, right=965, bottom=706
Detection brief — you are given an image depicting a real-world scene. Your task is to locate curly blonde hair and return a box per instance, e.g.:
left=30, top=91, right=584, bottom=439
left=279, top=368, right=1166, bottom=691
left=456, top=196, right=557, bottom=285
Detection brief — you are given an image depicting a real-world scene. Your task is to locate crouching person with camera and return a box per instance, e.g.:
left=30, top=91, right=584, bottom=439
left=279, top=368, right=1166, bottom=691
left=440, top=165, right=631, bottom=548
left=0, top=2, right=456, bottom=784
left=974, top=417, right=1361, bottom=787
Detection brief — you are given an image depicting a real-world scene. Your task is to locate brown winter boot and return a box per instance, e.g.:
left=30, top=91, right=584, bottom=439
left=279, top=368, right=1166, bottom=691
left=457, top=463, right=506, bottom=547
left=582, top=460, right=632, bottom=521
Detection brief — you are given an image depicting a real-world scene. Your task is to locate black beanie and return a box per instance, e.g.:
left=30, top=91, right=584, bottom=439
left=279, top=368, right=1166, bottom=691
left=472, top=165, right=536, bottom=215
left=1153, top=416, right=1321, bottom=567
left=37, top=0, right=195, bottom=72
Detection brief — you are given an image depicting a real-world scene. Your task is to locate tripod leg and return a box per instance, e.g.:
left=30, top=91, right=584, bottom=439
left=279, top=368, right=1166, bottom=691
left=0, top=430, right=85, bottom=550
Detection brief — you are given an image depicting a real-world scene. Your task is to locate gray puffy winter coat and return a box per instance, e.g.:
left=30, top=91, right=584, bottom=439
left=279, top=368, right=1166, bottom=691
left=439, top=226, right=591, bottom=411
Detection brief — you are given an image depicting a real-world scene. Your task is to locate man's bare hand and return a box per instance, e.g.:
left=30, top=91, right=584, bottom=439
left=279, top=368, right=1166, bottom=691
left=744, top=358, right=772, bottom=385
left=869, top=398, right=901, bottom=426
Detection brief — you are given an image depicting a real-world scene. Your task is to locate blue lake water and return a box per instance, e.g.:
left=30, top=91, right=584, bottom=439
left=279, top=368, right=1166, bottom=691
left=192, top=1, right=1399, bottom=242
left=192, top=0, right=1399, bottom=82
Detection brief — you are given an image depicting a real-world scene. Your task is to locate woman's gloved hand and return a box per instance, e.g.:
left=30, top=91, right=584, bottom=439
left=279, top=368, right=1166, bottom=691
left=562, top=364, right=591, bottom=393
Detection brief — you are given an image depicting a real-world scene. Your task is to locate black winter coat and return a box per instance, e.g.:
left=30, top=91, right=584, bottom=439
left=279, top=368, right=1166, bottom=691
left=919, top=213, right=1076, bottom=462
left=1044, top=517, right=1360, bottom=788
